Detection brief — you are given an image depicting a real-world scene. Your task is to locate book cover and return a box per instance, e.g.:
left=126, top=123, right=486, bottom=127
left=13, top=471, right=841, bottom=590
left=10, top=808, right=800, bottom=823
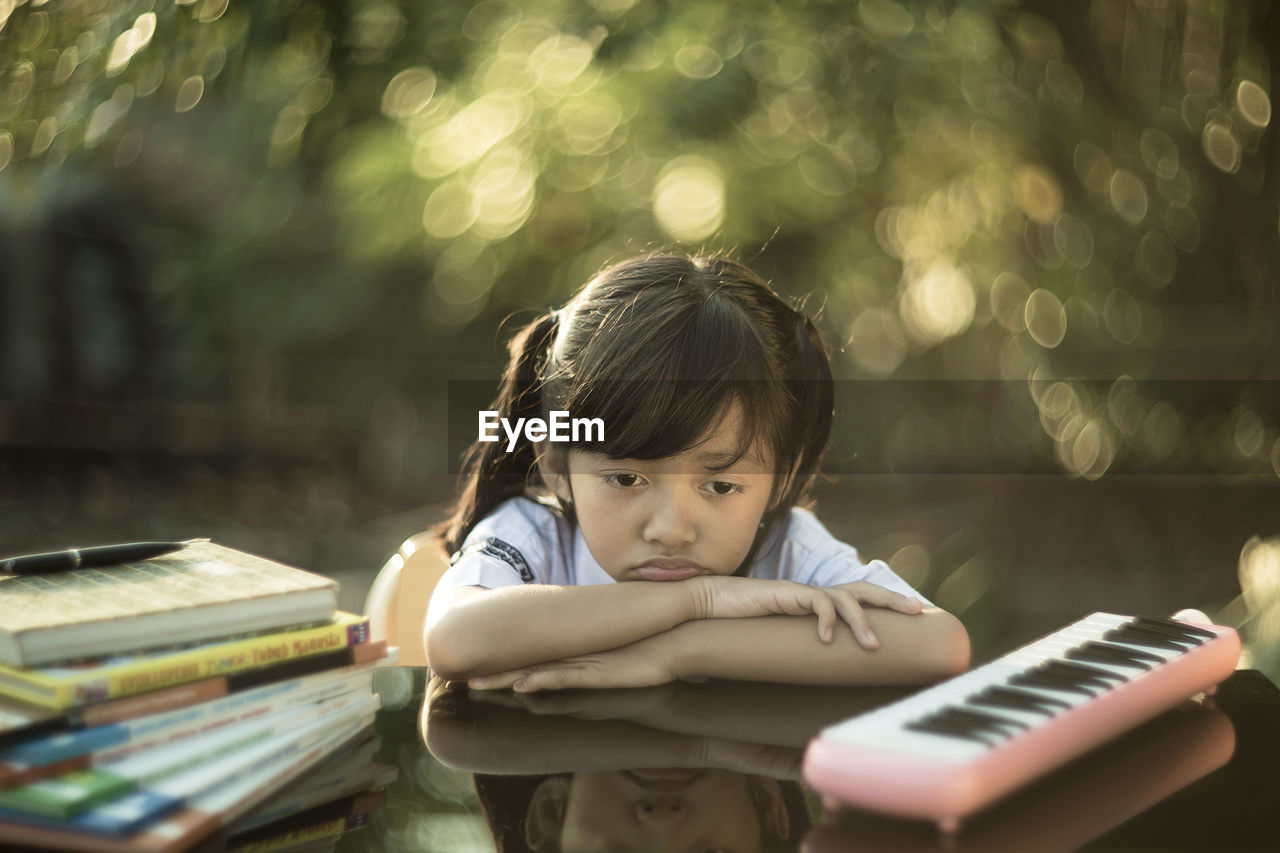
left=225, top=788, right=388, bottom=853
left=0, top=613, right=370, bottom=711
left=0, top=698, right=380, bottom=844
left=1, top=665, right=378, bottom=771
left=226, top=734, right=390, bottom=833
left=0, top=541, right=339, bottom=668
left=0, top=641, right=390, bottom=746
left=0, top=690, right=376, bottom=819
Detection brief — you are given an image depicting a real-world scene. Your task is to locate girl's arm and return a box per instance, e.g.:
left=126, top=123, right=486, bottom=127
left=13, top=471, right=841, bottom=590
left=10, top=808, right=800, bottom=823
left=671, top=608, right=969, bottom=684
left=425, top=581, right=697, bottom=681
left=426, top=576, right=923, bottom=682
left=468, top=607, right=969, bottom=691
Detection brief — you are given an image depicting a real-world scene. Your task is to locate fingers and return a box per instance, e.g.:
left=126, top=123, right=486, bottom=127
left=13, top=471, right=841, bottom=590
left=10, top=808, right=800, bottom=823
left=888, top=593, right=925, bottom=614
left=468, top=669, right=527, bottom=691
left=844, top=581, right=925, bottom=614
left=468, top=664, right=585, bottom=693
left=468, top=690, right=528, bottom=708
left=834, top=594, right=878, bottom=649
left=809, top=592, right=837, bottom=642
left=517, top=667, right=579, bottom=692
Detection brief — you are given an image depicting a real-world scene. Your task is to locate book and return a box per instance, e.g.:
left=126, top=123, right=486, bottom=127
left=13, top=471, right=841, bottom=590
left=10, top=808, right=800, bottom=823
left=0, top=541, right=339, bottom=668
left=0, top=641, right=390, bottom=746
left=224, top=788, right=388, bottom=853
left=0, top=664, right=379, bottom=775
left=0, top=701, right=379, bottom=848
left=227, top=733, right=395, bottom=835
left=0, top=690, right=377, bottom=819
left=3, top=666, right=373, bottom=768
left=0, top=612, right=370, bottom=710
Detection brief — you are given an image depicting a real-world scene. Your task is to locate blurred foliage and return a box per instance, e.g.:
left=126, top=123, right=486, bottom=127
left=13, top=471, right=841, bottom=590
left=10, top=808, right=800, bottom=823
left=2, top=0, right=1278, bottom=485
left=2, top=0, right=1280, bottom=679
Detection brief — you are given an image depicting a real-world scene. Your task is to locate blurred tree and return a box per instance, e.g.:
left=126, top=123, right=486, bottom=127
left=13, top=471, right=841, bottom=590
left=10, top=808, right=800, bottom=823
left=0, top=0, right=1277, bottom=484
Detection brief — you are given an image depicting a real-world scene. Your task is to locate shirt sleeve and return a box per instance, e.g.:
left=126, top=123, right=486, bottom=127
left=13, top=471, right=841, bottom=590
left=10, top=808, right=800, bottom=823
left=767, top=509, right=933, bottom=606
left=431, top=498, right=556, bottom=596
left=810, top=554, right=932, bottom=606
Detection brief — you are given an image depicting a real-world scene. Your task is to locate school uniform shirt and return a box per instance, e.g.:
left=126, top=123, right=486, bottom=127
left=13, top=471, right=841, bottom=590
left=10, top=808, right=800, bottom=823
left=433, top=496, right=931, bottom=606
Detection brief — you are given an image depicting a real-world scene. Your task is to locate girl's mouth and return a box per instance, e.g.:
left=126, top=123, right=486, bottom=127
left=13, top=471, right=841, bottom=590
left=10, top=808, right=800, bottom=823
left=633, top=561, right=707, bottom=581
left=622, top=769, right=707, bottom=792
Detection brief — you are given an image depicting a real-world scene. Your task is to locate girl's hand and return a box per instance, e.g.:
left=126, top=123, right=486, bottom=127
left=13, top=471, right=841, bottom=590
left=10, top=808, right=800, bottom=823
left=470, top=683, right=679, bottom=720
left=467, top=635, right=680, bottom=693
left=690, top=576, right=923, bottom=649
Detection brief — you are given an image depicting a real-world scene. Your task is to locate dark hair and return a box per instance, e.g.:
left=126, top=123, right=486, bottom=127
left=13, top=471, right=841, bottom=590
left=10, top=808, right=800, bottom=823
left=439, top=254, right=834, bottom=572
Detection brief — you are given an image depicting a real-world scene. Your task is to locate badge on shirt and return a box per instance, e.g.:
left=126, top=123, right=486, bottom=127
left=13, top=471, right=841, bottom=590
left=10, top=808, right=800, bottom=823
left=450, top=537, right=535, bottom=583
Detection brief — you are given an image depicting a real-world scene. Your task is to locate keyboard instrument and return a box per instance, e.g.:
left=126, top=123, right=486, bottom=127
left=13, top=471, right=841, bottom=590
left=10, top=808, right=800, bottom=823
left=803, top=613, right=1241, bottom=831
left=804, top=701, right=1235, bottom=852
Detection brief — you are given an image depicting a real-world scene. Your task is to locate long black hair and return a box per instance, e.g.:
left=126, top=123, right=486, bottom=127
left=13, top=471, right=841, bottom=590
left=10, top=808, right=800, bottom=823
left=439, top=254, right=834, bottom=573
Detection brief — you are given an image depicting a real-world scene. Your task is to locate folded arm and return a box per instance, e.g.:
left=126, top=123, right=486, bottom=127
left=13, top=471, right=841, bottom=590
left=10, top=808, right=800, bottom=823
left=673, top=608, right=970, bottom=685
left=469, top=607, right=970, bottom=691
left=426, top=575, right=927, bottom=682
left=425, top=581, right=696, bottom=681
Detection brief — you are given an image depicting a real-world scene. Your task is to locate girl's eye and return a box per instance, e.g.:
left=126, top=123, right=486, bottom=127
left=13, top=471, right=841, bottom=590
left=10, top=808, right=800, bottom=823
left=707, top=481, right=741, bottom=496
left=604, top=473, right=642, bottom=488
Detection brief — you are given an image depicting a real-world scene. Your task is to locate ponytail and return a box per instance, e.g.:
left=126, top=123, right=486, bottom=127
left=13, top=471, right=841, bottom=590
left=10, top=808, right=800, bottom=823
left=437, top=311, right=560, bottom=553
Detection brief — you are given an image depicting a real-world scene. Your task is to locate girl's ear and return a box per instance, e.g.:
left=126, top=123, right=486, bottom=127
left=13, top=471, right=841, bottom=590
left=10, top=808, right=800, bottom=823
left=525, top=776, right=571, bottom=850
left=534, top=440, right=573, bottom=505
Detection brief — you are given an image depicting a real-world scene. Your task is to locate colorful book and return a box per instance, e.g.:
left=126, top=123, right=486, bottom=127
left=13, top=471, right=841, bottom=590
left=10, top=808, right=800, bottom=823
left=0, top=541, right=339, bottom=667
left=0, top=613, right=370, bottom=710
left=0, top=640, right=389, bottom=747
left=0, top=658, right=383, bottom=773
left=0, top=698, right=379, bottom=845
left=227, top=733, right=394, bottom=835
left=0, top=690, right=376, bottom=819
left=225, top=788, right=388, bottom=853
left=0, top=694, right=61, bottom=739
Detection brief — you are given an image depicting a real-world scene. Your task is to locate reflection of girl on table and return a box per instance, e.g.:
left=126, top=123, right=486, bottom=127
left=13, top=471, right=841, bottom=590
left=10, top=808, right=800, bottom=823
left=423, top=677, right=827, bottom=852
left=426, top=255, right=969, bottom=691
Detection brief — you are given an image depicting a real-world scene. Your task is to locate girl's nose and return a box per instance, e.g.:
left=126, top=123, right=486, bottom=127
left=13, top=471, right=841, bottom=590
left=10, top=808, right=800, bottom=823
left=634, top=796, right=688, bottom=826
left=641, top=489, right=697, bottom=548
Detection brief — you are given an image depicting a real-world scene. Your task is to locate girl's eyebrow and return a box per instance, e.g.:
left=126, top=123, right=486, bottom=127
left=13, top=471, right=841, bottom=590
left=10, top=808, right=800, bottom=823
left=697, top=449, right=765, bottom=469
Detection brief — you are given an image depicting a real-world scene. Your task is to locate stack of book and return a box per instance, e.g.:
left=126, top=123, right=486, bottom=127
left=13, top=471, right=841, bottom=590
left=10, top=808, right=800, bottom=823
left=0, top=540, right=396, bottom=852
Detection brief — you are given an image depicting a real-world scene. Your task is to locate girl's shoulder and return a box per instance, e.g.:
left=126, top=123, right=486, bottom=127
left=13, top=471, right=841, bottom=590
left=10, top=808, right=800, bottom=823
left=451, top=495, right=571, bottom=583
left=465, top=494, right=564, bottom=538
left=757, top=507, right=929, bottom=602
left=762, top=506, right=850, bottom=566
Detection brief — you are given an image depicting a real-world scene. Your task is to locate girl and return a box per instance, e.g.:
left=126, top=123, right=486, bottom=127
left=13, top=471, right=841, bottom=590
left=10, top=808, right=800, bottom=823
left=425, top=254, right=969, bottom=691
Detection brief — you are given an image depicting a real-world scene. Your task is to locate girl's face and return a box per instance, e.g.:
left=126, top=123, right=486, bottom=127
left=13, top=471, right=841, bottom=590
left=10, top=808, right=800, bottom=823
left=558, top=770, right=766, bottom=852
left=552, top=403, right=777, bottom=582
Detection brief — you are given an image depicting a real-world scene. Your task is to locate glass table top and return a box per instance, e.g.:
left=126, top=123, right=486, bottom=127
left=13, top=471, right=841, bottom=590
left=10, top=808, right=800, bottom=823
left=268, top=664, right=1280, bottom=853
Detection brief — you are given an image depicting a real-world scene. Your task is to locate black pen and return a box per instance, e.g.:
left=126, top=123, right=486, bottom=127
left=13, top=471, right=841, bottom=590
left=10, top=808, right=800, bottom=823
left=0, top=540, right=205, bottom=575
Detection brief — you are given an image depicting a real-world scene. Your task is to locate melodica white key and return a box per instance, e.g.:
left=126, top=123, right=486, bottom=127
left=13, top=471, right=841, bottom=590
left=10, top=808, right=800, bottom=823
left=802, top=613, right=1241, bottom=832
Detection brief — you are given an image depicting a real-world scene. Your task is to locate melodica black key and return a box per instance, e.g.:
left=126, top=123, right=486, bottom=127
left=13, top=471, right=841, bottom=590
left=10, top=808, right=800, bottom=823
left=1010, top=667, right=1100, bottom=696
left=1133, top=615, right=1214, bottom=643
left=804, top=612, right=1241, bottom=832
left=967, top=685, right=1071, bottom=717
left=1066, top=641, right=1163, bottom=670
left=1102, top=624, right=1191, bottom=652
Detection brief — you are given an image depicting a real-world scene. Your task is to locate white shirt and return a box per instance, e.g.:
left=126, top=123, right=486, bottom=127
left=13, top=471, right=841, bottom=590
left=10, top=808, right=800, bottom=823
left=433, top=496, right=930, bottom=605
